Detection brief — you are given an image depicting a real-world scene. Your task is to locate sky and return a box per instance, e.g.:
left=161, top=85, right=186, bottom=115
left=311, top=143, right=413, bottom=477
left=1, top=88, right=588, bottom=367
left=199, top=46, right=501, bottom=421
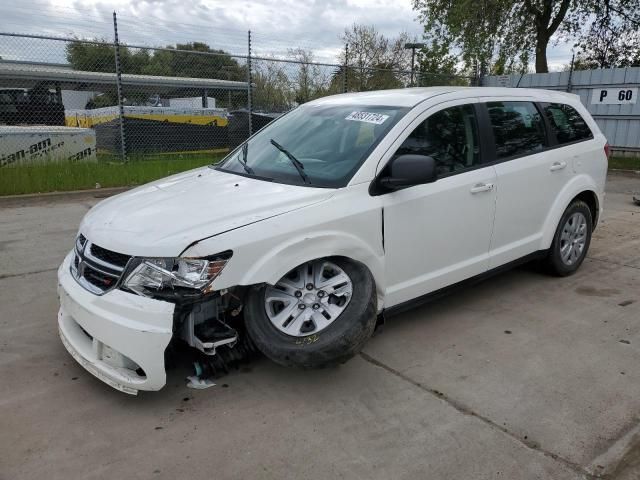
left=0, top=0, right=573, bottom=70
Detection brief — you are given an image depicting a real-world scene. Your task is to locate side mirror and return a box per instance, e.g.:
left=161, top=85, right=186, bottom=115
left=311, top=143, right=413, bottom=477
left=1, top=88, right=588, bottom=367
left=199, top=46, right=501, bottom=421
left=378, top=154, right=437, bottom=191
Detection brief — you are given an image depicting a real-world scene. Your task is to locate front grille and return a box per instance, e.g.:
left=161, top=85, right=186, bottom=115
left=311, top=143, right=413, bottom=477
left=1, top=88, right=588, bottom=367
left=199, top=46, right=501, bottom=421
left=90, top=243, right=131, bottom=268
left=71, top=236, right=132, bottom=295
left=83, top=266, right=119, bottom=290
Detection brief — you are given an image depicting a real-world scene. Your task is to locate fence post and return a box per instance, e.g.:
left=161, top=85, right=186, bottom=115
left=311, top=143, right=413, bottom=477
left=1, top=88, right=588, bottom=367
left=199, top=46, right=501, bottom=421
left=112, top=11, right=127, bottom=161
left=567, top=52, right=575, bottom=93
left=202, top=89, right=209, bottom=108
left=343, top=43, right=348, bottom=93
left=247, top=30, right=253, bottom=137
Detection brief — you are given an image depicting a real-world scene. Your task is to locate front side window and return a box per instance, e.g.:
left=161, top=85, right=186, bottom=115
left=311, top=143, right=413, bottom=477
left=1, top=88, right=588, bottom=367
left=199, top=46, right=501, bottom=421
left=393, top=104, right=481, bottom=176
left=487, top=101, right=546, bottom=159
left=215, top=104, right=408, bottom=188
left=542, top=103, right=592, bottom=145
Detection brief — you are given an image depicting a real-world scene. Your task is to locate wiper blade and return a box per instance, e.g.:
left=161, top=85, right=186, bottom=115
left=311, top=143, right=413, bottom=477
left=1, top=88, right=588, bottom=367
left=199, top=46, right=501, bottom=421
left=239, top=142, right=254, bottom=175
left=269, top=139, right=311, bottom=185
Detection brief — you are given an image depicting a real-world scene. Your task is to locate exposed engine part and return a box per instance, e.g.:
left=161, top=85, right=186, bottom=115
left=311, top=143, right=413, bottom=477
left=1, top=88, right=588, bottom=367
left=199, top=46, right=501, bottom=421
left=186, top=374, right=216, bottom=389
left=181, top=302, right=238, bottom=355
left=192, top=332, right=260, bottom=379
left=172, top=288, right=261, bottom=381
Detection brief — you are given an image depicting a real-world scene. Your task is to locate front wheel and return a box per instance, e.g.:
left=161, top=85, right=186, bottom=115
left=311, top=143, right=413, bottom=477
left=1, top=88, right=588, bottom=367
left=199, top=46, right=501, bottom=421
left=244, top=258, right=377, bottom=368
left=545, top=200, right=592, bottom=276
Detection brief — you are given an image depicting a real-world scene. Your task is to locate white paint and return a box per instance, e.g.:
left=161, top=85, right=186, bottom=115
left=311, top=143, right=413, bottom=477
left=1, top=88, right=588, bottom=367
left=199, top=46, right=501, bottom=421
left=590, top=88, right=637, bottom=105
left=57, top=253, right=174, bottom=394
left=59, top=86, right=608, bottom=393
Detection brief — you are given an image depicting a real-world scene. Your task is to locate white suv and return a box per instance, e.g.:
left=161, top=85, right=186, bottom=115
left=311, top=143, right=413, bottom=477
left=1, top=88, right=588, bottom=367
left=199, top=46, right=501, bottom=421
left=57, top=87, right=608, bottom=394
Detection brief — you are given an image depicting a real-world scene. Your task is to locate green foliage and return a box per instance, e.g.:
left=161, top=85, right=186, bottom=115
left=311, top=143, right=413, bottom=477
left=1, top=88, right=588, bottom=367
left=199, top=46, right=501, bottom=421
left=0, top=152, right=226, bottom=196
left=252, top=60, right=295, bottom=112
left=338, top=24, right=414, bottom=91
left=65, top=41, right=153, bottom=74
left=608, top=156, right=640, bottom=171
left=287, top=48, right=331, bottom=104
left=414, top=0, right=513, bottom=74
left=140, top=42, right=246, bottom=81
left=412, top=0, right=639, bottom=74
left=66, top=41, right=245, bottom=79
left=573, top=0, right=640, bottom=69
left=416, top=39, right=469, bottom=85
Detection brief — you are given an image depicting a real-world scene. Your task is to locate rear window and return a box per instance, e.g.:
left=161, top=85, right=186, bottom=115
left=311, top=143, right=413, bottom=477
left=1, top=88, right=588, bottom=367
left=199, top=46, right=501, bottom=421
left=487, top=101, right=546, bottom=159
left=542, top=103, right=592, bottom=145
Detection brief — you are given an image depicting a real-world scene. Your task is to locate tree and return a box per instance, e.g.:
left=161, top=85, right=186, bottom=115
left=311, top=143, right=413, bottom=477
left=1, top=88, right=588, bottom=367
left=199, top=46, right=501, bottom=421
left=412, top=0, right=639, bottom=74
left=252, top=59, right=294, bottom=112
left=413, top=0, right=514, bottom=74
left=338, top=25, right=414, bottom=91
left=416, top=38, right=468, bottom=86
left=141, top=42, right=245, bottom=81
left=524, top=0, right=573, bottom=73
left=65, top=41, right=151, bottom=74
left=66, top=41, right=244, bottom=79
left=573, top=0, right=640, bottom=69
left=287, top=48, right=330, bottom=104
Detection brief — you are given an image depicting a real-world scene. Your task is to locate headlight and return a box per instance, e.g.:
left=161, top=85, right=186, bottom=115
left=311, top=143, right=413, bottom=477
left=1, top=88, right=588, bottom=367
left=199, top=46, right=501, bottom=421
left=123, top=251, right=232, bottom=300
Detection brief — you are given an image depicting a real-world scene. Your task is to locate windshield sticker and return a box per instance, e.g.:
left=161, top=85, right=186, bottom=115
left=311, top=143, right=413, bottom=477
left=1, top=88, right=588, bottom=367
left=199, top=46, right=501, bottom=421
left=345, top=111, right=390, bottom=125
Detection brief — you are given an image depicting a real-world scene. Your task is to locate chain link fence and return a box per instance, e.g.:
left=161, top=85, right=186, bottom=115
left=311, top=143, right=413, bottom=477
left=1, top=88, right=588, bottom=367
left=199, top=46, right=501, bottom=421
left=0, top=23, right=475, bottom=195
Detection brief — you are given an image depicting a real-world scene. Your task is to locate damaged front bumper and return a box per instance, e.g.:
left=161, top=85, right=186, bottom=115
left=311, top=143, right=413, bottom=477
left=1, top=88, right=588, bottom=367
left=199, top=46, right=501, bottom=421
left=57, top=252, right=174, bottom=395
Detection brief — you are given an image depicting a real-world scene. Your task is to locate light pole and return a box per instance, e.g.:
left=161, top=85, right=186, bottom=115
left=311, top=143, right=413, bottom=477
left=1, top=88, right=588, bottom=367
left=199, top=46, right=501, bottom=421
left=404, top=42, right=425, bottom=87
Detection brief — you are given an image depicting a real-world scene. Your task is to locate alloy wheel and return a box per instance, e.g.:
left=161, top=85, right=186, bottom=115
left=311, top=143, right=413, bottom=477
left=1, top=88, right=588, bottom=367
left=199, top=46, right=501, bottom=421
left=264, top=260, right=353, bottom=337
left=559, top=212, right=588, bottom=266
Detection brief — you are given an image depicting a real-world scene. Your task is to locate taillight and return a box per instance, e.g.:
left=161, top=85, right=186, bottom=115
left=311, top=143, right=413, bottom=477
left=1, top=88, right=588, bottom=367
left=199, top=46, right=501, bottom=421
left=604, top=143, right=611, bottom=160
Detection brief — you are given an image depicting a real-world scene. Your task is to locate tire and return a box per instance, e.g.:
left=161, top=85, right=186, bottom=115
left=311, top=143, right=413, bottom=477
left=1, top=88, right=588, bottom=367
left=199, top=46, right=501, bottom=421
left=545, top=200, right=592, bottom=276
left=244, top=257, right=377, bottom=368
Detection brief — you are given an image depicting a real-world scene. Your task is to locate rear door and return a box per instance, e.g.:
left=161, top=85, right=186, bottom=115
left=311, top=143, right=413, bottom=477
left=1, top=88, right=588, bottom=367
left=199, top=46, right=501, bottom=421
left=484, top=100, right=575, bottom=268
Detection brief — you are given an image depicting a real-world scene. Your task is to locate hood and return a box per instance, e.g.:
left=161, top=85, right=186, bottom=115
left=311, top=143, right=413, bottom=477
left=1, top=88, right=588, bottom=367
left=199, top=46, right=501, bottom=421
left=80, top=167, right=334, bottom=257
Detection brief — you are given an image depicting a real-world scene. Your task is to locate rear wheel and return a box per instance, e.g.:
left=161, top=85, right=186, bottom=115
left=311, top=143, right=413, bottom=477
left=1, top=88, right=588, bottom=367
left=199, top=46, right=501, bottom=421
left=244, top=258, right=377, bottom=368
left=545, top=200, right=592, bottom=276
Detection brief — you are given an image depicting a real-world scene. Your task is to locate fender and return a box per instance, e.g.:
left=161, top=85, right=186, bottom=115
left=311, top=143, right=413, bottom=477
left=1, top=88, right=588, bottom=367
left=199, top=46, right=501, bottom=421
left=199, top=229, right=386, bottom=310
left=540, top=174, right=601, bottom=249
left=237, top=230, right=384, bottom=289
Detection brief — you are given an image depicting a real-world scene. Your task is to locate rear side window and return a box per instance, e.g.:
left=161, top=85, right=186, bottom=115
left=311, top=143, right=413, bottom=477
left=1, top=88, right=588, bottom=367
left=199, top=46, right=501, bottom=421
left=487, top=101, right=546, bottom=159
left=542, top=103, right=592, bottom=145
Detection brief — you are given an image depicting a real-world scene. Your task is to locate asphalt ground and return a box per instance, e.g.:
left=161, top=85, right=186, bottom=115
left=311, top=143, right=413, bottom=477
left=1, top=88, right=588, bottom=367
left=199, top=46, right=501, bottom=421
left=1, top=172, right=639, bottom=479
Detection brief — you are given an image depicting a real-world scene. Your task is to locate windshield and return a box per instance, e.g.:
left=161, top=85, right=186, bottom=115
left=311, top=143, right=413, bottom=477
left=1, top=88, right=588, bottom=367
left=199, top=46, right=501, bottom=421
left=215, top=103, right=409, bottom=188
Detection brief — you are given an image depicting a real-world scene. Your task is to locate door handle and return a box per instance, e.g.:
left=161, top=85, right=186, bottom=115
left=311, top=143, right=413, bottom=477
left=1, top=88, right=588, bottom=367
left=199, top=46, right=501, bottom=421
left=470, top=183, right=494, bottom=194
left=550, top=161, right=567, bottom=172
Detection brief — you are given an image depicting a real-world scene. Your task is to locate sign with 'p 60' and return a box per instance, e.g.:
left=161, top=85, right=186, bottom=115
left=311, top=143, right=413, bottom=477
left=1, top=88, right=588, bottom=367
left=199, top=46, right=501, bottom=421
left=591, top=88, right=637, bottom=105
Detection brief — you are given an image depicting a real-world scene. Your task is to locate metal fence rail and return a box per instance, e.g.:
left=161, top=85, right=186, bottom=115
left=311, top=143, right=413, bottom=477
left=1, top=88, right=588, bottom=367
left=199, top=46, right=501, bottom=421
left=0, top=29, right=474, bottom=155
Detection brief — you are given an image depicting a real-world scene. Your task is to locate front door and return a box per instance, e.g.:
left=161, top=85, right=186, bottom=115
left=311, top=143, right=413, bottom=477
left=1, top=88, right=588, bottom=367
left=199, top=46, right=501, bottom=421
left=381, top=101, right=497, bottom=308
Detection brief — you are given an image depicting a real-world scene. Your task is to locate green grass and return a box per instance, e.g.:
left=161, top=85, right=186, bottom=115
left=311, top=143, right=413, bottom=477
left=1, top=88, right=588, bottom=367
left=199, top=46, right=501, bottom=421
left=609, top=156, right=640, bottom=171
left=0, top=152, right=227, bottom=196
